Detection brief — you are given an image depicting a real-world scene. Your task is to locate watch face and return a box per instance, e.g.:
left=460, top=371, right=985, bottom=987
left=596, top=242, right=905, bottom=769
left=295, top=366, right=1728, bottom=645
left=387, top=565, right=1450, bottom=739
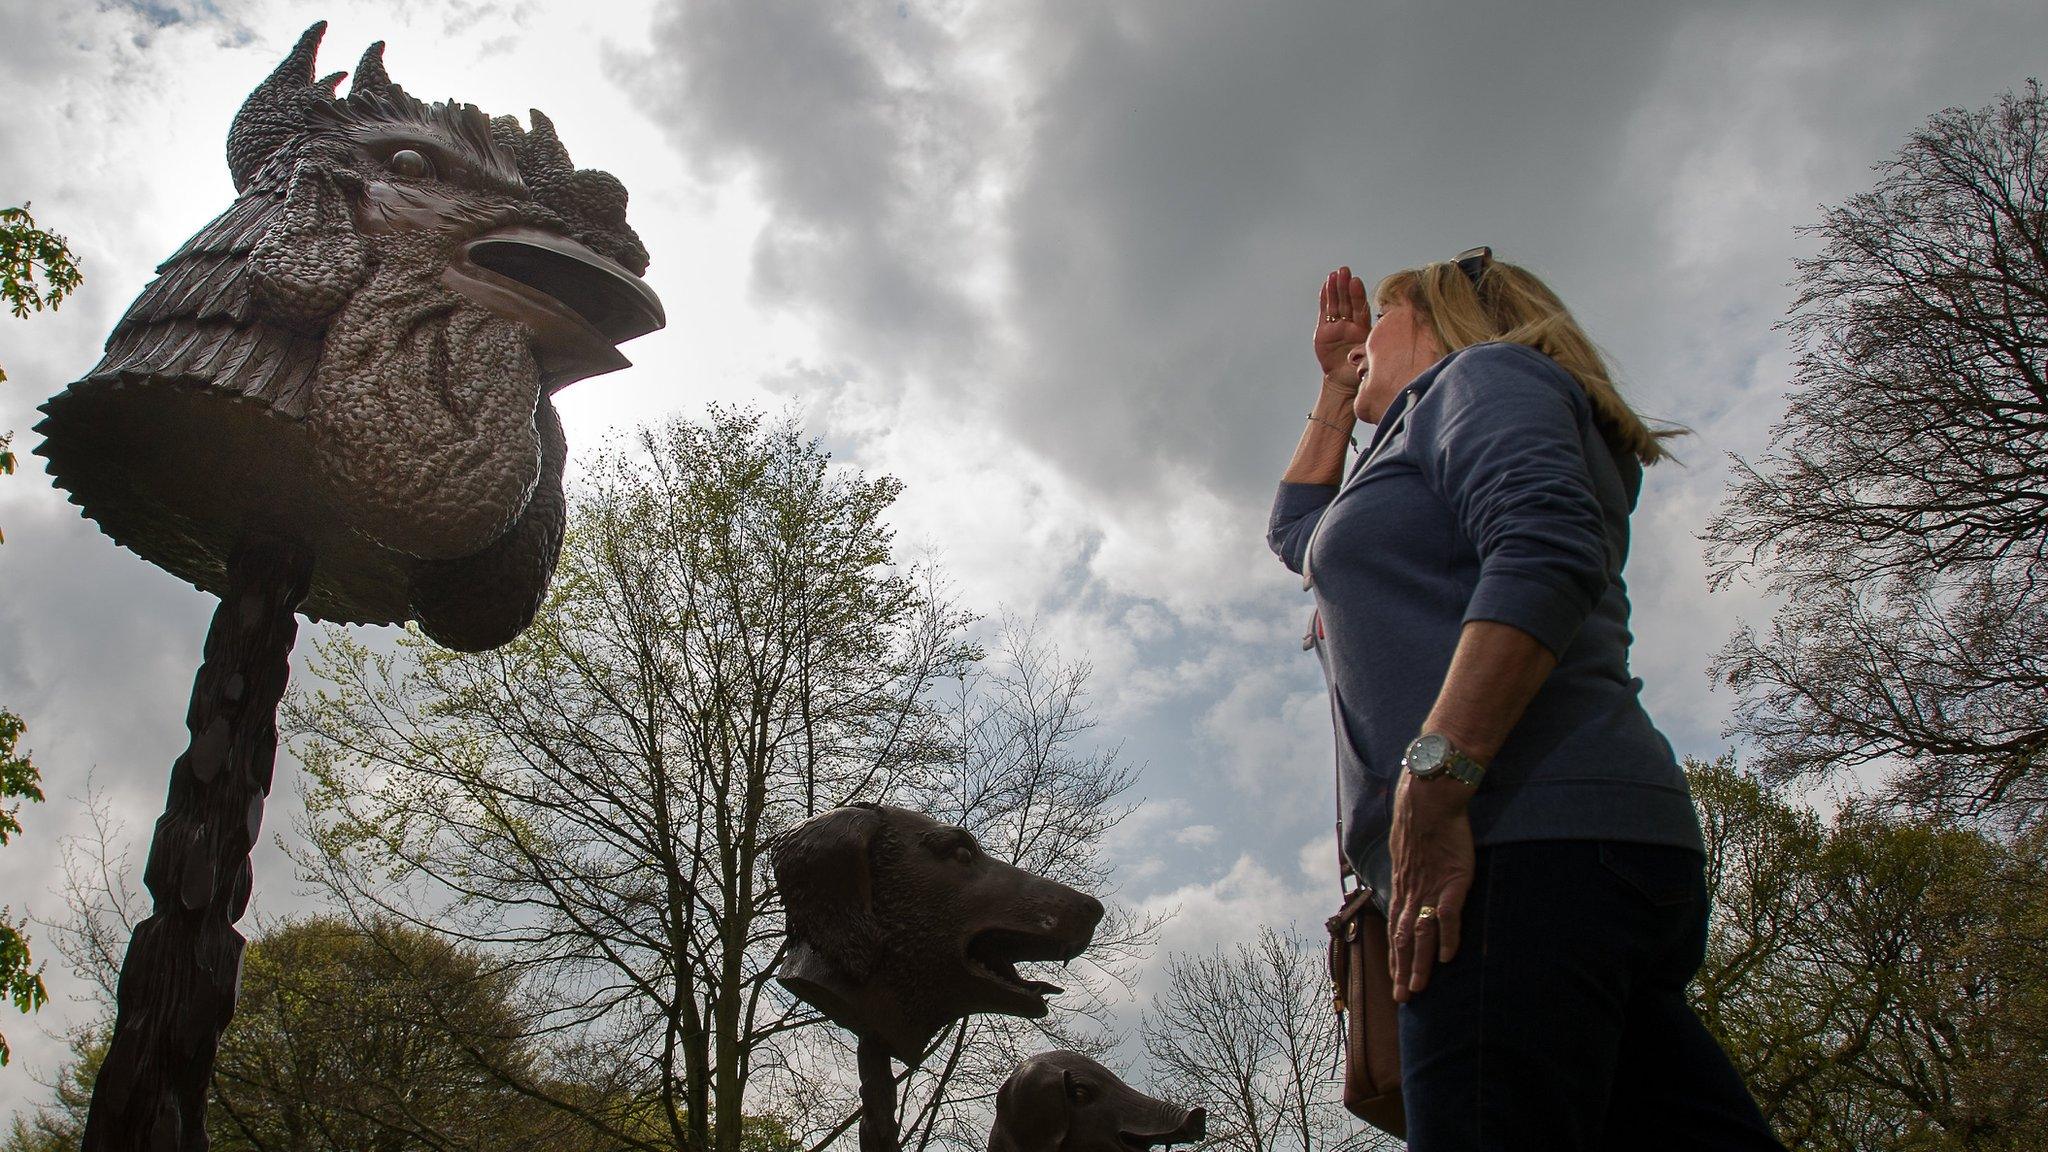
left=1406, top=733, right=1449, bottom=776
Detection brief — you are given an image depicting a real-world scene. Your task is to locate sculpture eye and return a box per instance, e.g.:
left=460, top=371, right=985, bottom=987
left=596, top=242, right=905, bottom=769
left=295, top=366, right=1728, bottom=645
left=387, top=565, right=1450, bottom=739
left=1067, top=1079, right=1095, bottom=1105
left=927, top=830, right=980, bottom=864
left=388, top=149, right=434, bottom=179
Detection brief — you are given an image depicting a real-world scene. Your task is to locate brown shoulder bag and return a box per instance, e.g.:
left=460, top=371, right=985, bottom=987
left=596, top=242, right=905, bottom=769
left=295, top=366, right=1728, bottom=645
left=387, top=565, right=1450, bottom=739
left=1327, top=880, right=1405, bottom=1137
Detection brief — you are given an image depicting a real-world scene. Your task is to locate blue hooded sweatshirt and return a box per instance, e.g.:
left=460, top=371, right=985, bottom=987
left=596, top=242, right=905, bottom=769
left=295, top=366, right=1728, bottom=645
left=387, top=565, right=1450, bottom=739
left=1269, top=342, right=1703, bottom=895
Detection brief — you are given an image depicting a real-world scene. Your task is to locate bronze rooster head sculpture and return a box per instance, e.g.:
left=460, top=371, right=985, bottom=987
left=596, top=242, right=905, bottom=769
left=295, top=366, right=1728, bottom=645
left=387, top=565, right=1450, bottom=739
left=35, top=21, right=665, bottom=651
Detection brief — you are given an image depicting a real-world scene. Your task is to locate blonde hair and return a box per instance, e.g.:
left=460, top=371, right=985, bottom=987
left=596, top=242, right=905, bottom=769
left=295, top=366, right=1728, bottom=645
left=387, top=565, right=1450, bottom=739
left=1374, top=259, right=1682, bottom=465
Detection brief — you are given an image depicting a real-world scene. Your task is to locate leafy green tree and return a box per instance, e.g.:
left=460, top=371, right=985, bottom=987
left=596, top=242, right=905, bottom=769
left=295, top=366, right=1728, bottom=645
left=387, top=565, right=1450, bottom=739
left=1690, top=757, right=2048, bottom=1151
left=2, top=203, right=85, bottom=539
left=208, top=916, right=568, bottom=1152
left=0, top=712, right=48, bottom=1066
left=6, top=916, right=636, bottom=1152
left=0, top=205, right=80, bottom=321
left=288, top=407, right=968, bottom=1152
left=1704, top=85, right=2048, bottom=829
left=2, top=1027, right=104, bottom=1151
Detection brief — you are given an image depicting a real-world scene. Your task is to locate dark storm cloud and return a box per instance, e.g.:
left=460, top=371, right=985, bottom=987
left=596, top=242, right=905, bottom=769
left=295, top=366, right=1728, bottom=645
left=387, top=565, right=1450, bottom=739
left=626, top=0, right=1002, bottom=381
left=617, top=0, right=1691, bottom=501
left=989, top=0, right=1687, bottom=498
left=621, top=0, right=2048, bottom=504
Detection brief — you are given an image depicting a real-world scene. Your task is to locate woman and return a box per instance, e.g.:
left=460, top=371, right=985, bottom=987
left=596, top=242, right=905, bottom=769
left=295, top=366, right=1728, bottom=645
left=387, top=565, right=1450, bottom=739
left=1268, top=251, right=1783, bottom=1150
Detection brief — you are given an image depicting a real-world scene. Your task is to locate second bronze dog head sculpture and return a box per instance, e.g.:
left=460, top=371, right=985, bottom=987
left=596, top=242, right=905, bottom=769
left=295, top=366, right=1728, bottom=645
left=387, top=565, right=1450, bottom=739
left=773, top=804, right=1104, bottom=1063
left=989, top=1051, right=1206, bottom=1152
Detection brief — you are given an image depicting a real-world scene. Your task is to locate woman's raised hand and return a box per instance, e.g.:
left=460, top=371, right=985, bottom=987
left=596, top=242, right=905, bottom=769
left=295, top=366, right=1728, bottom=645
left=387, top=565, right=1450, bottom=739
left=1314, top=266, right=1371, bottom=386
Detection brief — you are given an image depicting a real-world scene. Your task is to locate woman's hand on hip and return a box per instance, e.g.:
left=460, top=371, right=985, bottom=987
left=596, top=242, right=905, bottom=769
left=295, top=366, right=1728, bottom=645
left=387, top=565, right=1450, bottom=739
left=1314, top=267, right=1371, bottom=386
left=1388, top=771, right=1475, bottom=1003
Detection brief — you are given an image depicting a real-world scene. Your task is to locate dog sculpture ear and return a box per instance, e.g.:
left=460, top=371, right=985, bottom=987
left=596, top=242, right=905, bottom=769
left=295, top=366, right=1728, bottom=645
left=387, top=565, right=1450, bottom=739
left=773, top=805, right=883, bottom=984
left=990, top=1056, right=1068, bottom=1152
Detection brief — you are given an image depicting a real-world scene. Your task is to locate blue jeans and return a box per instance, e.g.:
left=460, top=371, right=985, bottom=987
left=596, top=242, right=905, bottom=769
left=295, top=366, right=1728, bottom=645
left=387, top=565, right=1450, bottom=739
left=1398, top=840, right=1785, bottom=1151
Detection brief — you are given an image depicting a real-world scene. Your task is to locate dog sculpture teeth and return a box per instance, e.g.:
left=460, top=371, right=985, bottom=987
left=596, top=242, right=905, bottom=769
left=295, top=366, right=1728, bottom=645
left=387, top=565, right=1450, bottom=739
left=968, top=927, right=1071, bottom=999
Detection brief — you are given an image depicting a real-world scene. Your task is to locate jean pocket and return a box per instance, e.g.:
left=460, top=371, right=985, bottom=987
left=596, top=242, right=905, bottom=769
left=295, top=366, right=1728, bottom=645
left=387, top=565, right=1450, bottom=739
left=1598, top=842, right=1701, bottom=908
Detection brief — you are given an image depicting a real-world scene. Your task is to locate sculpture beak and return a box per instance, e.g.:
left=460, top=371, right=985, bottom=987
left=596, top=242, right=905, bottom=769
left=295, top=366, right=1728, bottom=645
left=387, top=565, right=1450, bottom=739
left=443, top=226, right=667, bottom=391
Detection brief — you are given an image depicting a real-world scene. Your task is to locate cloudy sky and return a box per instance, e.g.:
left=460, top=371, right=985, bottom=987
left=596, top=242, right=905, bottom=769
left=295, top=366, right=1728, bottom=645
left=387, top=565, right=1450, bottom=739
left=2, top=0, right=2043, bottom=1115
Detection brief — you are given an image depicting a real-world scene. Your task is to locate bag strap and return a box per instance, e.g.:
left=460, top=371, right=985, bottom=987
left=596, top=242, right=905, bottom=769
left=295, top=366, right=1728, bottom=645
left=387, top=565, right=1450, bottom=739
left=1334, top=704, right=1354, bottom=898
left=1303, top=390, right=1417, bottom=901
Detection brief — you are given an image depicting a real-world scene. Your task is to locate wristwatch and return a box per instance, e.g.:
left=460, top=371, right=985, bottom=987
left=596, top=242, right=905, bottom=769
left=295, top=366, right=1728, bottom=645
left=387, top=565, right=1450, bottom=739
left=1402, top=732, right=1486, bottom=787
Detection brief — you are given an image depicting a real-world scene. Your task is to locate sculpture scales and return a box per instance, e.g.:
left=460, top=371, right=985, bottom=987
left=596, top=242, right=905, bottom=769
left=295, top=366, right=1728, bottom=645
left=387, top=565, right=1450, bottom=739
left=33, top=22, right=664, bottom=1151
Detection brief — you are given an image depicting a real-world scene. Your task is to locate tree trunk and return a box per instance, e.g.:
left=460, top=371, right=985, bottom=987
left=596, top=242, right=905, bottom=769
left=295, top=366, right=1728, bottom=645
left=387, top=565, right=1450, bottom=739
left=686, top=994, right=712, bottom=1152
left=714, top=948, right=745, bottom=1152
left=82, top=537, right=313, bottom=1152
left=714, top=754, right=766, bottom=1152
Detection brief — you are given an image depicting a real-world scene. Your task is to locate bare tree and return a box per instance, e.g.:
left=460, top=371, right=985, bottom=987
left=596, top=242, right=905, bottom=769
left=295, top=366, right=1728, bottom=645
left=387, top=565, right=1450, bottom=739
left=8, top=779, right=139, bottom=1152
left=40, top=778, right=145, bottom=1009
left=1705, top=83, right=2048, bottom=830
left=1142, top=926, right=1382, bottom=1152
left=865, top=619, right=1161, bottom=1151
left=283, top=409, right=1150, bottom=1152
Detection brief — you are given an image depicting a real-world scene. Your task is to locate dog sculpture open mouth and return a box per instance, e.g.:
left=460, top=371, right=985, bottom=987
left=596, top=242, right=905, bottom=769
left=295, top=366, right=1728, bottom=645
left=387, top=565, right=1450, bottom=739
left=774, top=804, right=1106, bottom=1062
left=965, top=927, right=1076, bottom=1008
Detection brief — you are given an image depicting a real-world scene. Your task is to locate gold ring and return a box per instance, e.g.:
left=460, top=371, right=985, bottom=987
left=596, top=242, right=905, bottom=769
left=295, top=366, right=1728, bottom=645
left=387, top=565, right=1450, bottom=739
left=1324, top=315, right=1341, bottom=322
left=1416, top=906, right=1437, bottom=921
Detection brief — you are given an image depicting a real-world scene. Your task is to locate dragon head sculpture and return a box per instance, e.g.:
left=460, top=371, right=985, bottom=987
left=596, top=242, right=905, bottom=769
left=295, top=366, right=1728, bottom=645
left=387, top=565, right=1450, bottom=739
left=34, top=22, right=664, bottom=651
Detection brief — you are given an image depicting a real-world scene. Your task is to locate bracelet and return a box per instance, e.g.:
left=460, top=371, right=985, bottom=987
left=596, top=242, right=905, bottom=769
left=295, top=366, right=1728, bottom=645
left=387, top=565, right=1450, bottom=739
left=1306, top=413, right=1353, bottom=436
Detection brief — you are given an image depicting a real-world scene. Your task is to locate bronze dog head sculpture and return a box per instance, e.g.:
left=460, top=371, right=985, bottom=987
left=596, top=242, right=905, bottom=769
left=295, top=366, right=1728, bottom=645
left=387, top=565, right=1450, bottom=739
left=773, top=804, right=1104, bottom=1063
left=989, top=1051, right=1205, bottom=1152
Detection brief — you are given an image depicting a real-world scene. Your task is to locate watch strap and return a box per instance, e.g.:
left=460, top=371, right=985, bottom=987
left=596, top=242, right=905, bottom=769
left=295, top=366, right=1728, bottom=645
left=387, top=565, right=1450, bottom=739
left=1438, top=746, right=1485, bottom=787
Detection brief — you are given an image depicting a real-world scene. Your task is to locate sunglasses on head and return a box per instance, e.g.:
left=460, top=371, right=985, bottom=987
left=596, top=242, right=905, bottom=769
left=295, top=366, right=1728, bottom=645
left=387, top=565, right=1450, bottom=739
left=1454, top=246, right=1492, bottom=288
